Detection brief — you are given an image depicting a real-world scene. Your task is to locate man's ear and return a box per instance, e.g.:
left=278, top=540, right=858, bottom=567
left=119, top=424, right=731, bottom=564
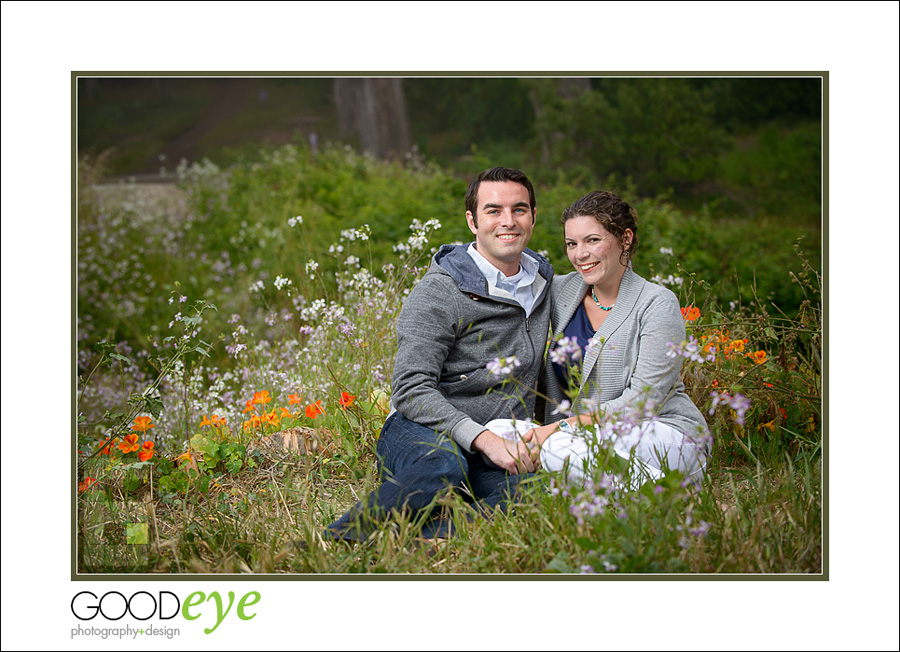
left=466, top=210, right=478, bottom=235
left=532, top=208, right=537, bottom=225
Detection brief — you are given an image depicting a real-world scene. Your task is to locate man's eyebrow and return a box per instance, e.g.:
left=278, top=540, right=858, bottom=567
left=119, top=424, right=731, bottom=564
left=481, top=201, right=531, bottom=210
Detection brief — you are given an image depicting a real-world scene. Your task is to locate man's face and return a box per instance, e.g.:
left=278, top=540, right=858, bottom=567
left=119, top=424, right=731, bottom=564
left=465, top=181, right=535, bottom=276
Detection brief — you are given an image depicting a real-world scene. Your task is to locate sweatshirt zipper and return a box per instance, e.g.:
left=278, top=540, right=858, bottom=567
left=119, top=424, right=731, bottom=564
left=487, top=308, right=538, bottom=422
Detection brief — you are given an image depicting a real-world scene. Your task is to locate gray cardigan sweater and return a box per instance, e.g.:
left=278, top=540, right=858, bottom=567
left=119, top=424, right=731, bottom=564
left=391, top=244, right=554, bottom=453
left=544, top=267, right=708, bottom=440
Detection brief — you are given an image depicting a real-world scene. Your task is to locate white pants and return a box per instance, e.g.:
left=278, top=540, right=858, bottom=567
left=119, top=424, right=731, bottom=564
left=539, top=420, right=707, bottom=489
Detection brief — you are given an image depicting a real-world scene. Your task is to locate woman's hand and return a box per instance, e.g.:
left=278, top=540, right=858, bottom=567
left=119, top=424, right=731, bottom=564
left=523, top=422, right=565, bottom=448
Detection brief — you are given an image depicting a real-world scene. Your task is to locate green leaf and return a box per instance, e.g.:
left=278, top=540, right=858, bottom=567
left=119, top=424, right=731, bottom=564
left=573, top=537, right=600, bottom=551
left=545, top=553, right=575, bottom=574
left=123, top=470, right=142, bottom=493
left=125, top=522, right=149, bottom=545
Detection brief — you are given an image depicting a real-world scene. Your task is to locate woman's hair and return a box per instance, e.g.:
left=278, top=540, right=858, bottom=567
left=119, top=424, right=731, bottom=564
left=561, top=190, right=639, bottom=262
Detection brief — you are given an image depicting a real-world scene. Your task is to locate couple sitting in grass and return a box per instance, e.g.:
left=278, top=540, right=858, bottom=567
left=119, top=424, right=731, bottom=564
left=327, top=166, right=709, bottom=542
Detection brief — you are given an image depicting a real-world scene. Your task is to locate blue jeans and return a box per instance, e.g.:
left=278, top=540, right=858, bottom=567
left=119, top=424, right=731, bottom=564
left=326, top=412, right=531, bottom=541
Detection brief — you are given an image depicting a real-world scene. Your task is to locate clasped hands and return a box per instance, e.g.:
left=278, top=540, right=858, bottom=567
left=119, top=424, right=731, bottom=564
left=472, top=422, right=563, bottom=474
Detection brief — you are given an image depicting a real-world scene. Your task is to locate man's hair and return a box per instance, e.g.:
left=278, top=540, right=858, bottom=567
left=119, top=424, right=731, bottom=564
left=561, top=190, right=640, bottom=261
left=464, top=167, right=536, bottom=226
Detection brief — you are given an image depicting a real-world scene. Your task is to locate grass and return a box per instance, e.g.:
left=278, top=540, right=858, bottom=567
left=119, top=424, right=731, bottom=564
left=75, top=144, right=823, bottom=575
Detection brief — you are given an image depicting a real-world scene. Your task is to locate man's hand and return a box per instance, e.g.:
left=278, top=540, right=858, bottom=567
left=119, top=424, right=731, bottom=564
left=472, top=430, right=540, bottom=474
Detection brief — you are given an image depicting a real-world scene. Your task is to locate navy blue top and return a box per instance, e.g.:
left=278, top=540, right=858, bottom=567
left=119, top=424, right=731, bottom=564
left=552, top=301, right=595, bottom=386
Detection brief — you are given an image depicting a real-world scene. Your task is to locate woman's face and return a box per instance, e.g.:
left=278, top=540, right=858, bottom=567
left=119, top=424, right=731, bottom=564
left=564, top=215, right=632, bottom=289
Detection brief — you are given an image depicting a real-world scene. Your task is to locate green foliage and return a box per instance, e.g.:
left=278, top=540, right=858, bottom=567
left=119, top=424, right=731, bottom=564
left=526, top=78, right=732, bottom=195
left=720, top=122, right=822, bottom=219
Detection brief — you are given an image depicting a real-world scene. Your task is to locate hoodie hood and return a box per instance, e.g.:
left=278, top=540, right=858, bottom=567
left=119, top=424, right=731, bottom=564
left=430, top=243, right=554, bottom=298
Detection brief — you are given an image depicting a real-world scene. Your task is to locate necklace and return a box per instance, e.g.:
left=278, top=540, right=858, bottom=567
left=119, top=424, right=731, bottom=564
left=591, top=286, right=614, bottom=311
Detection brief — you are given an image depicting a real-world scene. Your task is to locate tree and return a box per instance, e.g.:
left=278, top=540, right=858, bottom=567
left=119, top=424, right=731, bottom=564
left=334, top=78, right=413, bottom=159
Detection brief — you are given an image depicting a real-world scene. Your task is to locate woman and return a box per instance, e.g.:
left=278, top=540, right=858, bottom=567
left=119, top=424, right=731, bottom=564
left=527, top=190, right=709, bottom=487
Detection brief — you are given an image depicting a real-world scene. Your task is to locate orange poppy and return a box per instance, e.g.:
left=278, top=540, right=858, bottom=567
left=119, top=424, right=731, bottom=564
left=252, top=390, right=272, bottom=406
left=138, top=440, right=155, bottom=462
left=681, top=306, right=701, bottom=322
left=749, top=350, right=767, bottom=364
left=339, top=392, right=356, bottom=410
left=281, top=407, right=294, bottom=419
left=306, top=400, right=325, bottom=419
left=288, top=393, right=303, bottom=405
left=78, top=476, right=97, bottom=493
left=131, top=416, right=154, bottom=433
left=98, top=438, right=119, bottom=455
left=119, top=434, right=140, bottom=454
left=242, top=398, right=256, bottom=414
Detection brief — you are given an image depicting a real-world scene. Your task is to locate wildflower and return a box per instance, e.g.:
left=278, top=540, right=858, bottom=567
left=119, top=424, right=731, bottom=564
left=748, top=350, right=767, bottom=364
left=138, top=441, right=155, bottom=462
left=200, top=414, right=227, bottom=429
left=242, top=398, right=256, bottom=414
left=274, top=275, right=292, bottom=290
left=758, top=420, right=776, bottom=432
left=689, top=520, right=712, bottom=538
left=174, top=450, right=195, bottom=468
left=288, top=393, right=303, bottom=405
left=579, top=565, right=596, bottom=574
left=486, top=355, right=521, bottom=377
left=131, top=416, right=154, bottom=433
left=305, top=260, right=320, bottom=274
left=549, top=336, right=582, bottom=365
left=666, top=336, right=709, bottom=363
left=98, top=438, right=118, bottom=455
left=78, top=476, right=97, bottom=493
left=249, top=280, right=265, bottom=294
left=280, top=407, right=294, bottom=419
left=681, top=306, right=701, bottom=322
left=602, top=559, right=618, bottom=572
left=730, top=339, right=745, bottom=353
left=305, top=401, right=325, bottom=419
left=339, top=391, right=356, bottom=410
left=288, top=215, right=303, bottom=227
left=119, top=434, right=140, bottom=454
left=551, top=400, right=572, bottom=416
left=252, top=390, right=272, bottom=406
left=262, top=409, right=280, bottom=427
left=581, top=396, right=600, bottom=414
left=709, top=391, right=751, bottom=426
left=659, top=247, right=674, bottom=256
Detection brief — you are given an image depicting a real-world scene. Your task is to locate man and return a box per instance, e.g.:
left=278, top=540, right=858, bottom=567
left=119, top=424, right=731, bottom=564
left=326, top=167, right=554, bottom=541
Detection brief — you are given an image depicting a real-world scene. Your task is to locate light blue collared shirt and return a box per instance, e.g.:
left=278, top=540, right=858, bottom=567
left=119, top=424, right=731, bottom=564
left=466, top=243, right=540, bottom=316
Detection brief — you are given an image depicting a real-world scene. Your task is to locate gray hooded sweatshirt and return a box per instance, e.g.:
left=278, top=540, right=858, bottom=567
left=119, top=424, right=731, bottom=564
left=390, top=243, right=554, bottom=453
